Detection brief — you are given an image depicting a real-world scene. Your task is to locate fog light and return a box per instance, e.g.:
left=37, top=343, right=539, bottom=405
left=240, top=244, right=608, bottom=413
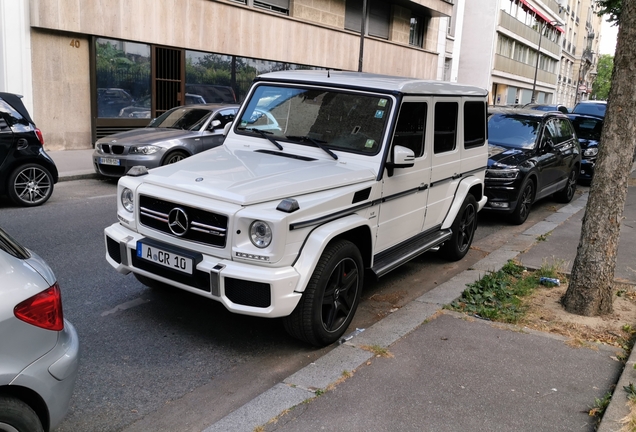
left=490, top=202, right=510, bottom=208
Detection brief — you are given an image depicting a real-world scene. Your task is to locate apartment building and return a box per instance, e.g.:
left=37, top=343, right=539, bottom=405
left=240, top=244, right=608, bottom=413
left=457, top=0, right=602, bottom=110
left=0, top=0, right=454, bottom=150
left=556, top=0, right=602, bottom=107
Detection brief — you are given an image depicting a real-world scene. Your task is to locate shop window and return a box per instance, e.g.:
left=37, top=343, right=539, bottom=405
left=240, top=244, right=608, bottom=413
left=95, top=38, right=151, bottom=118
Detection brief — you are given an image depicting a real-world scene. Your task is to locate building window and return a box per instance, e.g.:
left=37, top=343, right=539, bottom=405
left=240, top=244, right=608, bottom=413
left=230, top=0, right=289, bottom=15
left=345, top=0, right=390, bottom=39
left=95, top=38, right=151, bottom=118
left=409, top=15, right=425, bottom=47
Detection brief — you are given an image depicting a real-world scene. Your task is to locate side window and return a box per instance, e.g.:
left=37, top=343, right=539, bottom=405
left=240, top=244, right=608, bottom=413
left=543, top=119, right=558, bottom=145
left=556, top=119, right=574, bottom=144
left=434, top=102, right=458, bottom=154
left=464, top=101, right=486, bottom=149
left=392, top=102, right=427, bottom=157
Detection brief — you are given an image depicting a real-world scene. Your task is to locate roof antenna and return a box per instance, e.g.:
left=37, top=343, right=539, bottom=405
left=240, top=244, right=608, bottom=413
left=327, top=69, right=330, bottom=78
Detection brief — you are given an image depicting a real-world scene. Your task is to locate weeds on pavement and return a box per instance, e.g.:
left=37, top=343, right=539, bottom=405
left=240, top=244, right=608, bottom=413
left=447, top=260, right=560, bottom=323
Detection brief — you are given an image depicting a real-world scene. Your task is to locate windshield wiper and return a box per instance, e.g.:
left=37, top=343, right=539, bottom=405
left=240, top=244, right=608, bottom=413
left=285, top=135, right=338, bottom=160
left=239, top=127, right=283, bottom=150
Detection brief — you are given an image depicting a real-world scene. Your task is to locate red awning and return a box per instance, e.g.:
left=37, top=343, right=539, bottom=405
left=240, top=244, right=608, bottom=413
left=518, top=0, right=565, bottom=33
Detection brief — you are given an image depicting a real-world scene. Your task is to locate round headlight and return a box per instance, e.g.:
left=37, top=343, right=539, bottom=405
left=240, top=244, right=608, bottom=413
left=121, top=188, right=134, bottom=213
left=249, top=221, right=272, bottom=248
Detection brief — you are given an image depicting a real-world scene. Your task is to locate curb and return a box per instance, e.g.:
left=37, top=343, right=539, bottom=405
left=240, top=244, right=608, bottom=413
left=58, top=172, right=100, bottom=182
left=204, top=193, right=615, bottom=432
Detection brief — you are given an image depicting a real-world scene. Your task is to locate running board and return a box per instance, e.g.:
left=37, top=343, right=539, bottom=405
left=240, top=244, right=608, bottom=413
left=371, top=229, right=452, bottom=278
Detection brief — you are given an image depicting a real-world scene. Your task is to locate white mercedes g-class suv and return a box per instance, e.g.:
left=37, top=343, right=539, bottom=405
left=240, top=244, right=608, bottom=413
left=104, top=71, right=488, bottom=346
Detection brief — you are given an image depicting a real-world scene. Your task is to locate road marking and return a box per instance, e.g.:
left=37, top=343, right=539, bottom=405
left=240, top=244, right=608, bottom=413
left=101, top=297, right=151, bottom=316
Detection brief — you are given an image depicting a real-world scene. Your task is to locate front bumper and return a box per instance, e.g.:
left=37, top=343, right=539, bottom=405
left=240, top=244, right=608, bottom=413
left=483, top=182, right=521, bottom=213
left=92, top=151, right=165, bottom=178
left=579, top=158, right=595, bottom=182
left=104, top=223, right=302, bottom=318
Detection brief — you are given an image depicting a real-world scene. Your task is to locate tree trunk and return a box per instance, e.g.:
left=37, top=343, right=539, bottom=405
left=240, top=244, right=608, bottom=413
left=562, top=0, right=636, bottom=316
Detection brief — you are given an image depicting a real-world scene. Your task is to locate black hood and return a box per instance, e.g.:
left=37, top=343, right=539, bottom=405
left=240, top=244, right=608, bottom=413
left=488, top=144, right=533, bottom=167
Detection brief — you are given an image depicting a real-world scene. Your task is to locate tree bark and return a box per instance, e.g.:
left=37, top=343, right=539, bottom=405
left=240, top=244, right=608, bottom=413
left=562, top=0, right=636, bottom=315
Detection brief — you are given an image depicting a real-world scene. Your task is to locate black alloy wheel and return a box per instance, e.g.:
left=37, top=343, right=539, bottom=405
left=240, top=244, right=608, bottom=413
left=441, top=194, right=477, bottom=261
left=283, top=240, right=363, bottom=346
left=555, top=168, right=578, bottom=203
left=510, top=179, right=534, bottom=225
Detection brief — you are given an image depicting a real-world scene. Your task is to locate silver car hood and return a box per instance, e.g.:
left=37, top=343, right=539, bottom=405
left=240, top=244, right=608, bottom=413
left=99, top=128, right=200, bottom=145
left=140, top=146, right=376, bottom=205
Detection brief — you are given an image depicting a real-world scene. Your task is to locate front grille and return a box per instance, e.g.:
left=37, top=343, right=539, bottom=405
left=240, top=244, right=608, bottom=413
left=131, top=250, right=211, bottom=292
left=101, top=144, right=126, bottom=155
left=225, top=278, right=271, bottom=307
left=106, top=236, right=121, bottom=264
left=98, top=164, right=127, bottom=176
left=139, top=195, right=228, bottom=247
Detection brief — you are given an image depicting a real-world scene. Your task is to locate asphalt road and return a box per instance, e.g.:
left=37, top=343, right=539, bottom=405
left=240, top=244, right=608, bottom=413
left=0, top=178, right=581, bottom=432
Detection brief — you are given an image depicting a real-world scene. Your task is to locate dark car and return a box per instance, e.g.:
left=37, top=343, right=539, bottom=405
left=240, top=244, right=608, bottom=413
left=524, top=103, right=569, bottom=114
left=93, top=103, right=239, bottom=177
left=0, top=92, right=58, bottom=206
left=568, top=113, right=603, bottom=184
left=485, top=108, right=581, bottom=224
left=571, top=100, right=607, bottom=118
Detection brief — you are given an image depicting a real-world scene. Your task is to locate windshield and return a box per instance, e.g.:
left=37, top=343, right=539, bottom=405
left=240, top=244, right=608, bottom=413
left=488, top=114, right=540, bottom=149
left=236, top=84, right=391, bottom=155
left=148, top=107, right=212, bottom=130
left=570, top=117, right=603, bottom=141
left=572, top=103, right=606, bottom=118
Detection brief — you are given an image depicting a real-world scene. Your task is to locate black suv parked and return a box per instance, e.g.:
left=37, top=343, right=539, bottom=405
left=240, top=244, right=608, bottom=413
left=568, top=113, right=603, bottom=184
left=485, top=108, right=581, bottom=224
left=0, top=92, right=58, bottom=206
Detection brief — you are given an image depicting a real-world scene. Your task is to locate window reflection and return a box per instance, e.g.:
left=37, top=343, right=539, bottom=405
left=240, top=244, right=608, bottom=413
left=96, top=39, right=151, bottom=118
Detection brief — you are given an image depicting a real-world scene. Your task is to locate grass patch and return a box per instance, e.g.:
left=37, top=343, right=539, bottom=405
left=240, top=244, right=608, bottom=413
left=361, top=344, right=394, bottom=358
left=588, top=391, right=612, bottom=420
left=447, top=260, right=562, bottom=323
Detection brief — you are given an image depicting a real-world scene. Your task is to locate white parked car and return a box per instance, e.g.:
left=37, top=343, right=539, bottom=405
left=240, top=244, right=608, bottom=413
left=104, top=71, right=489, bottom=346
left=0, top=227, right=80, bottom=432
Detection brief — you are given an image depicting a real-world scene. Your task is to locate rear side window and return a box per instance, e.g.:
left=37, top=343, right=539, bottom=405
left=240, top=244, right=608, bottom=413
left=556, top=119, right=575, bottom=144
left=434, top=102, right=458, bottom=154
left=464, top=101, right=486, bottom=149
left=0, top=228, right=30, bottom=259
left=0, top=99, right=29, bottom=129
left=392, top=102, right=427, bottom=157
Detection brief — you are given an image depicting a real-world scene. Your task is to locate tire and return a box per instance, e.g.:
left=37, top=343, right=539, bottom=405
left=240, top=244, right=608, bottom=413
left=440, top=194, right=478, bottom=261
left=283, top=240, right=363, bottom=346
left=162, top=150, right=188, bottom=166
left=0, top=397, right=44, bottom=432
left=554, top=167, right=578, bottom=203
left=134, top=273, right=171, bottom=290
left=8, top=164, right=54, bottom=207
left=509, top=179, right=534, bottom=225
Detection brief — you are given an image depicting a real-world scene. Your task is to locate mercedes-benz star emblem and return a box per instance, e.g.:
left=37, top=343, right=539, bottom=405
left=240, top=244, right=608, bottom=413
left=168, top=208, right=189, bottom=236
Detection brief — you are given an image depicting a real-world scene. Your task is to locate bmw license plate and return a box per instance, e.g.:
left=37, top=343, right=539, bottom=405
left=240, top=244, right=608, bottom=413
left=100, top=157, right=121, bottom=166
left=137, top=242, right=193, bottom=274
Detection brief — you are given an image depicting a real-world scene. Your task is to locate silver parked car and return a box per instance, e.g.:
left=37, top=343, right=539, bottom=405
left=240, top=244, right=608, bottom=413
left=0, top=227, right=79, bottom=432
left=93, top=103, right=239, bottom=178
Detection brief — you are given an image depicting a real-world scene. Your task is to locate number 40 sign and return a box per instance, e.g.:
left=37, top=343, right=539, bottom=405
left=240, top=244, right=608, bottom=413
left=69, top=39, right=80, bottom=48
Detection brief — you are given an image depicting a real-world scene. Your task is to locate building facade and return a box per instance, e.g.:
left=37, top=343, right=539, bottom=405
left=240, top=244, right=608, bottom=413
left=457, top=0, right=602, bottom=109
left=1, top=0, right=454, bottom=150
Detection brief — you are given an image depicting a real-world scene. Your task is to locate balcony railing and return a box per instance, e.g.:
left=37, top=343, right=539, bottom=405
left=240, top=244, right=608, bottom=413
left=494, top=54, right=557, bottom=84
left=498, top=11, right=561, bottom=57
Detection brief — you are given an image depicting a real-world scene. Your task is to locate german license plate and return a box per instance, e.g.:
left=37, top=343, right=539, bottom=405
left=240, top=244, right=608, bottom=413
left=100, top=157, right=121, bottom=166
left=137, top=242, right=193, bottom=274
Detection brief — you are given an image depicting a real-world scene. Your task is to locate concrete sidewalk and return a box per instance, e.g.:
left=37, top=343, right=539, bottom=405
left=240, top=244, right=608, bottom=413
left=47, top=148, right=98, bottom=182
left=204, top=186, right=636, bottom=432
